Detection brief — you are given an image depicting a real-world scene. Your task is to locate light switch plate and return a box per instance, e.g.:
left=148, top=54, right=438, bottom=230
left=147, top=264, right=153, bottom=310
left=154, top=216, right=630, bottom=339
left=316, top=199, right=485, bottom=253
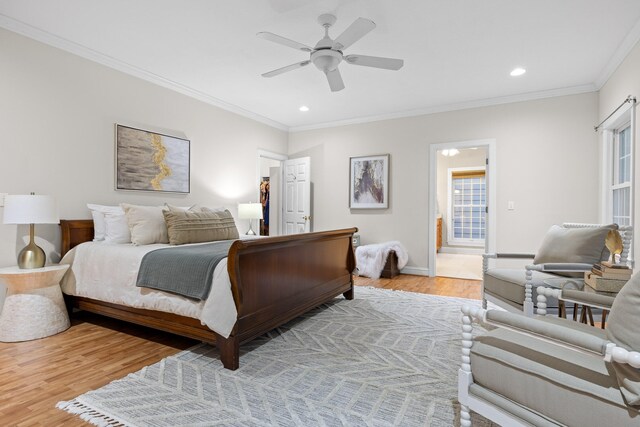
left=0, top=193, right=7, bottom=207
left=507, top=201, right=515, bottom=210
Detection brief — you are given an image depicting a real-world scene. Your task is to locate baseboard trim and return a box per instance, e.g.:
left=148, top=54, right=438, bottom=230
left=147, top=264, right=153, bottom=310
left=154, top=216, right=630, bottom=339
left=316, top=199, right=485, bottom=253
left=400, top=266, right=430, bottom=276
left=439, top=247, right=485, bottom=255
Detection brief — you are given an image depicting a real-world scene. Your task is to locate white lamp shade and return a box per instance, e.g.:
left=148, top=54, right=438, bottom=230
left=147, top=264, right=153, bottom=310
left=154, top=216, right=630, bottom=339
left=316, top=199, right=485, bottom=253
left=3, top=195, right=59, bottom=224
left=238, top=203, right=263, bottom=220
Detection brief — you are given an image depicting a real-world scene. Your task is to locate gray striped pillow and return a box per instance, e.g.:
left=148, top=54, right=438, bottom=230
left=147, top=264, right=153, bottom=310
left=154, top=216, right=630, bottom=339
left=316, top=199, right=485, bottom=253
left=163, top=208, right=239, bottom=245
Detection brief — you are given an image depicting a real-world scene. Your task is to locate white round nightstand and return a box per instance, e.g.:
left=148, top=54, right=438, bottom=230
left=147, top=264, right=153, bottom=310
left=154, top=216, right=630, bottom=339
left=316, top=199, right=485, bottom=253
left=0, top=264, right=70, bottom=342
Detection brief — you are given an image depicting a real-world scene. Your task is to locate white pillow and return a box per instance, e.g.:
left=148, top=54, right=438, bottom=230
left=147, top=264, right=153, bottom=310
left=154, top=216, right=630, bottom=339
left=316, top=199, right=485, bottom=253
left=121, top=203, right=169, bottom=245
left=86, top=204, right=107, bottom=241
left=87, top=204, right=130, bottom=244
left=104, top=210, right=131, bottom=244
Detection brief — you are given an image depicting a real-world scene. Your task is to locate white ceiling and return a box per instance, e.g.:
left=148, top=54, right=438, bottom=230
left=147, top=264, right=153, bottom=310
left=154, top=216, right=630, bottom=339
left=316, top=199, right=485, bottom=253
left=2, top=0, right=640, bottom=131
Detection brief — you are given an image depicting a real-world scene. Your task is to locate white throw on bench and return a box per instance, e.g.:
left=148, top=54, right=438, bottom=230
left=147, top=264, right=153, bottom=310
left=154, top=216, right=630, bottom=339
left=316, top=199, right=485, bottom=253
left=355, top=241, right=408, bottom=279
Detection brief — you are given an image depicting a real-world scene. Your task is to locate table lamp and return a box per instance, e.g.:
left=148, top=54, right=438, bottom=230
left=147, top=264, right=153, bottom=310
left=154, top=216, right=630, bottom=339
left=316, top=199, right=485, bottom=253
left=3, top=193, right=59, bottom=269
left=238, top=202, right=263, bottom=235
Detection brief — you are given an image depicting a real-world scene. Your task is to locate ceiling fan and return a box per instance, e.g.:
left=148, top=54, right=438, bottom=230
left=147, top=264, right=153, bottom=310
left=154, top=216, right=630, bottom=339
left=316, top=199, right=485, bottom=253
left=257, top=14, right=404, bottom=92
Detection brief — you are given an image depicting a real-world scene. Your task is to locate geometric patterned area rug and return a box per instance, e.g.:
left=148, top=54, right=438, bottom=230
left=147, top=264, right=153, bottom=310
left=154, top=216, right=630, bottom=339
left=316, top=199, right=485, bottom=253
left=57, top=287, right=493, bottom=426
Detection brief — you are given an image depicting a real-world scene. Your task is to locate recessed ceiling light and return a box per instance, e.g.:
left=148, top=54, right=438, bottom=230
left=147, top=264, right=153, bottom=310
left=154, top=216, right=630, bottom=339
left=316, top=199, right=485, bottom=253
left=510, top=67, right=526, bottom=77
left=299, top=105, right=309, bottom=112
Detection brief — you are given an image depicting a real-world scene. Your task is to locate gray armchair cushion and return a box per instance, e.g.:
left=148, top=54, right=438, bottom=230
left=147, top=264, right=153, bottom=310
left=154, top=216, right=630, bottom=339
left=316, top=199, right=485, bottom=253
left=484, top=268, right=561, bottom=308
left=533, top=224, right=615, bottom=266
left=471, top=328, right=640, bottom=426
left=607, top=272, right=640, bottom=406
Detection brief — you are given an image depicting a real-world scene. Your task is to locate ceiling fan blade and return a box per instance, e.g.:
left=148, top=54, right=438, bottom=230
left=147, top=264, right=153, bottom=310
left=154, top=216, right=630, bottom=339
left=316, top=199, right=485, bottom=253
left=344, top=54, right=404, bottom=70
left=333, top=17, right=376, bottom=50
left=325, top=68, right=345, bottom=92
left=257, top=32, right=313, bottom=52
left=262, top=60, right=310, bottom=77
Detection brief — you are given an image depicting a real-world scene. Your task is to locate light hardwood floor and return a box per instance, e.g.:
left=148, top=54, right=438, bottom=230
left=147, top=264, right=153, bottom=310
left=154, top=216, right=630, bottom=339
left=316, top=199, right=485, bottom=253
left=0, top=275, right=481, bottom=425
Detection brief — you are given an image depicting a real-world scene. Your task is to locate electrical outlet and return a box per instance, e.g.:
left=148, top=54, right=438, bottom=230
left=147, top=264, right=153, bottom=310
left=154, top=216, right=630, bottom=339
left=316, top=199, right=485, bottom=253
left=0, top=193, right=7, bottom=207
left=507, top=201, right=515, bottom=211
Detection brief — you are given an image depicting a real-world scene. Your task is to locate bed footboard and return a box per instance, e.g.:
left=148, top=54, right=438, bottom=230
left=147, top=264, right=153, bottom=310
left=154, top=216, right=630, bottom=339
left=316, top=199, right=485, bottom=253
left=223, top=228, right=357, bottom=369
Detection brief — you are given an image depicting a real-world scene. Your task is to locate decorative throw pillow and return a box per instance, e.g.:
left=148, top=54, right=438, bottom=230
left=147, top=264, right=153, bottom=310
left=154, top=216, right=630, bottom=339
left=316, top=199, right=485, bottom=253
left=606, top=272, right=640, bottom=406
left=87, top=204, right=130, bottom=243
left=164, top=204, right=202, bottom=213
left=533, top=224, right=616, bottom=266
left=103, top=210, right=131, bottom=244
left=121, top=203, right=169, bottom=245
left=163, top=208, right=239, bottom=245
left=86, top=204, right=108, bottom=241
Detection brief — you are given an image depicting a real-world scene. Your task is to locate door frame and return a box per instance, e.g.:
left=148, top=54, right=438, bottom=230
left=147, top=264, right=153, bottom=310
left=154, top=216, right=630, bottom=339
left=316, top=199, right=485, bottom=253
left=428, top=139, right=496, bottom=277
left=257, top=149, right=288, bottom=236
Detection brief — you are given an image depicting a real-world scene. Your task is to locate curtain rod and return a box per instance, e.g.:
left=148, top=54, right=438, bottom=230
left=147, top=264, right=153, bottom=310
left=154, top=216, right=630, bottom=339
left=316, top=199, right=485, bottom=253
left=594, top=95, right=637, bottom=132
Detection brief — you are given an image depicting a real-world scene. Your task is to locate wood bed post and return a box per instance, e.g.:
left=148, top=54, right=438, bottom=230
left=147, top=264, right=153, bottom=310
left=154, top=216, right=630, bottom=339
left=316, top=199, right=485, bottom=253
left=215, top=333, right=240, bottom=370
left=343, top=234, right=356, bottom=300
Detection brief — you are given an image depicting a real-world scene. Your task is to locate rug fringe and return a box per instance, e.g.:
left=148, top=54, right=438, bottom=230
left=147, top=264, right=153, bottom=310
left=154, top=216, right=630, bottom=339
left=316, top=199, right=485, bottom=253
left=56, top=399, right=125, bottom=427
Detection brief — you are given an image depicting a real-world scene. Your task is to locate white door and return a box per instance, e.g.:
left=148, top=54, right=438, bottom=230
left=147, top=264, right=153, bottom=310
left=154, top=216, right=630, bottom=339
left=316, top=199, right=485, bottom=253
left=283, top=157, right=311, bottom=234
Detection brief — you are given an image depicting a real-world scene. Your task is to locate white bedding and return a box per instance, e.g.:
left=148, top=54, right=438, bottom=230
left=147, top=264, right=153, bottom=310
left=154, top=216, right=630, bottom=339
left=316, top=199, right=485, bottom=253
left=60, top=241, right=238, bottom=338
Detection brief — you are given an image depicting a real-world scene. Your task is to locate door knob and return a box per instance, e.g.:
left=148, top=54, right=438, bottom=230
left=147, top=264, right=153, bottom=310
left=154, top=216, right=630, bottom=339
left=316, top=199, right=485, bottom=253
left=303, top=215, right=311, bottom=221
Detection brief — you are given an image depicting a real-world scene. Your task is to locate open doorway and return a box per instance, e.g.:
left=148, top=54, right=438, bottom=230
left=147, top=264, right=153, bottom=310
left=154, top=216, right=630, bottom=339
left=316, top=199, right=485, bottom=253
left=257, top=150, right=287, bottom=236
left=428, top=139, right=496, bottom=279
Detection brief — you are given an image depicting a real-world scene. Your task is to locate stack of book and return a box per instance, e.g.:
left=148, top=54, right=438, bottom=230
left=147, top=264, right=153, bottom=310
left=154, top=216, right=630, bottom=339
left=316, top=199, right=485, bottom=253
left=584, top=261, right=632, bottom=292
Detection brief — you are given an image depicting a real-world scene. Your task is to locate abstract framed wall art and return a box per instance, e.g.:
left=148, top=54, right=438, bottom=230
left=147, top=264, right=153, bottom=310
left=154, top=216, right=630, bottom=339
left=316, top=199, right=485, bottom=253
left=115, top=124, right=190, bottom=193
left=349, top=154, right=389, bottom=209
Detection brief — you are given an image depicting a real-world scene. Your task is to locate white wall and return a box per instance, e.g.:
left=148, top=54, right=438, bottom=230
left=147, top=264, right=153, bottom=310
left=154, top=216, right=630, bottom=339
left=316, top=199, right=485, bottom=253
left=289, top=92, right=600, bottom=272
left=0, top=24, right=618, bottom=279
left=260, top=158, right=281, bottom=178
left=598, top=40, right=640, bottom=261
left=0, top=28, right=288, bottom=268
left=436, top=148, right=487, bottom=249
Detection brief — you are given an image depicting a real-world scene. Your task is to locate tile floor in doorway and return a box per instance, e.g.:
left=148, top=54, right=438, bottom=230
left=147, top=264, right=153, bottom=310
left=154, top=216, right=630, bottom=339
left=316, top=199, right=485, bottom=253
left=436, top=252, right=483, bottom=280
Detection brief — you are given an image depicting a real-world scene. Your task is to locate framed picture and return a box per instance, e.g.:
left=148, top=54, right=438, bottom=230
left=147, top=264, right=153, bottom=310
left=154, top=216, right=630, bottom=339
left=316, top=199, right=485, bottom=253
left=349, top=154, right=389, bottom=209
left=115, top=124, right=190, bottom=193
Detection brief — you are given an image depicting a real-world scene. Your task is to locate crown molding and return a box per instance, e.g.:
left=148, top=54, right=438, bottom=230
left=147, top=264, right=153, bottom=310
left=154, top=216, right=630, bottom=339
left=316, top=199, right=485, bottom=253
left=594, top=17, right=640, bottom=90
left=0, top=14, right=289, bottom=132
left=289, top=84, right=597, bottom=133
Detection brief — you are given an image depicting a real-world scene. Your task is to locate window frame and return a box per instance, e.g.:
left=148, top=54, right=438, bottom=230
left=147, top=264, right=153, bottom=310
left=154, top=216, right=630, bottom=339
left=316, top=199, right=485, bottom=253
left=447, top=166, right=486, bottom=246
left=612, top=124, right=632, bottom=226
left=599, top=100, right=635, bottom=266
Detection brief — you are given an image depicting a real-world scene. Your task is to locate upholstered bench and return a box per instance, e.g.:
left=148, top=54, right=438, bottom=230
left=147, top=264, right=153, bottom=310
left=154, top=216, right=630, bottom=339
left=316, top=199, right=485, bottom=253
left=355, top=241, right=408, bottom=279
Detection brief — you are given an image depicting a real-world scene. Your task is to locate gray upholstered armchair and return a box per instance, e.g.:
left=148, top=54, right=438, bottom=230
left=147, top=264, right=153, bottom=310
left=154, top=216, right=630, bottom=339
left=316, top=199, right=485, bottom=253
left=458, top=273, right=640, bottom=426
left=482, top=223, right=633, bottom=316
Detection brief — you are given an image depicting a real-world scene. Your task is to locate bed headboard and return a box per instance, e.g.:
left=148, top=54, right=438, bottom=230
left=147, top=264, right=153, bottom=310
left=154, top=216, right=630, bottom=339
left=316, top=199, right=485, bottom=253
left=60, top=219, right=94, bottom=258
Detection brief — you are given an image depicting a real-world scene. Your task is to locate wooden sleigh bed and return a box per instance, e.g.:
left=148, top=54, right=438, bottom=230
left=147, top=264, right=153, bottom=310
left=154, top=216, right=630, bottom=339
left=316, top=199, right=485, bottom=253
left=60, top=220, right=357, bottom=370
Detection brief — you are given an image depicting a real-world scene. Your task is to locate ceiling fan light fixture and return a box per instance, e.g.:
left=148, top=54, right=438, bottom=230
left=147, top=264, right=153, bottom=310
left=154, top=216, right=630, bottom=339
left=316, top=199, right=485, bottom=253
left=510, top=67, right=526, bottom=77
left=311, top=50, right=342, bottom=72
left=257, top=14, right=404, bottom=92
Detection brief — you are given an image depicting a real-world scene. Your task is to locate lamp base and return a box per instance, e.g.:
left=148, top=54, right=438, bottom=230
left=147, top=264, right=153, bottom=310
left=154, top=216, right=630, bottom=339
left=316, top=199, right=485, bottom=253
left=245, top=220, right=256, bottom=235
left=18, top=240, right=46, bottom=269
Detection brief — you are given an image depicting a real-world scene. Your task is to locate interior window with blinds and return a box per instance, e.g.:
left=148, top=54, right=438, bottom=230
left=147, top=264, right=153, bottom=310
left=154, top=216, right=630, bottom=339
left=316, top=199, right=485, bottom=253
left=612, top=125, right=631, bottom=226
left=450, top=169, right=486, bottom=244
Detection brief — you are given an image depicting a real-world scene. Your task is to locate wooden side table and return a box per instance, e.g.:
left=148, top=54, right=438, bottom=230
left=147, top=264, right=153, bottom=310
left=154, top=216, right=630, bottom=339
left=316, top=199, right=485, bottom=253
left=0, top=265, right=70, bottom=342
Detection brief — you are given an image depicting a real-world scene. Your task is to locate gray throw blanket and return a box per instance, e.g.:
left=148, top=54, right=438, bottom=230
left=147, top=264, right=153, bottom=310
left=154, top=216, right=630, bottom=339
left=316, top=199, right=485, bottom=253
left=136, top=240, right=234, bottom=300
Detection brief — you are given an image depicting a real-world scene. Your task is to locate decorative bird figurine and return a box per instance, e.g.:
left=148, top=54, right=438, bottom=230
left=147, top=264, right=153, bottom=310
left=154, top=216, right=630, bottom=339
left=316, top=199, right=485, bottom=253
left=605, top=229, right=623, bottom=264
